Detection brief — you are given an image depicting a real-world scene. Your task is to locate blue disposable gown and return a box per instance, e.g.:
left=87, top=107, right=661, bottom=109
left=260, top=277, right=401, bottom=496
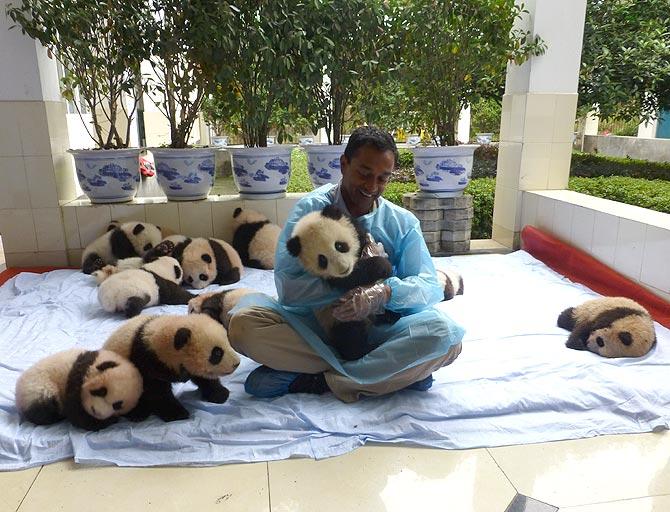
left=232, top=183, right=465, bottom=384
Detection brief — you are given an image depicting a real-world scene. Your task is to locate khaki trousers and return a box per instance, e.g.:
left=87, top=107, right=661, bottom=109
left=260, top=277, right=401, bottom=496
left=227, top=306, right=462, bottom=403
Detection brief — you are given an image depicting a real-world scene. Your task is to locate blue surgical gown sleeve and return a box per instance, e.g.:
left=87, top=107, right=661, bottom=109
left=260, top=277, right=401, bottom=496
left=382, top=210, right=443, bottom=316
left=274, top=193, right=343, bottom=310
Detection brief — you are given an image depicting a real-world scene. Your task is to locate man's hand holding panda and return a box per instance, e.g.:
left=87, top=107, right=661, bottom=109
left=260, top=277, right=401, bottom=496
left=332, top=282, right=392, bottom=322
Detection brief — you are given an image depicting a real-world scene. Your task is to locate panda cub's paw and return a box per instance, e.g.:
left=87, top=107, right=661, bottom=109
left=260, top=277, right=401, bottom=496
left=187, top=292, right=219, bottom=314
left=143, top=240, right=175, bottom=262
left=92, top=264, right=119, bottom=285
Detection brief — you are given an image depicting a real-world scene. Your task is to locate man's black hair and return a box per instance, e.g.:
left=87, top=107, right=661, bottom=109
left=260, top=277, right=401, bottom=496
left=343, top=126, right=399, bottom=168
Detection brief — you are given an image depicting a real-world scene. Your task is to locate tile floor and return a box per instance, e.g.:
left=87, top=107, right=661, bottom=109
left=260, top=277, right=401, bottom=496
left=2, top=430, right=670, bottom=512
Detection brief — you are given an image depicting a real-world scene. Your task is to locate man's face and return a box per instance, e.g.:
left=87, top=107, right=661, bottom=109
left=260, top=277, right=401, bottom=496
left=339, top=144, right=395, bottom=216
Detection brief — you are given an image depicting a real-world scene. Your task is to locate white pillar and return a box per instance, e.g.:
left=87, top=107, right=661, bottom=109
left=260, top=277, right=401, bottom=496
left=0, top=4, right=74, bottom=266
left=637, top=117, right=658, bottom=139
left=457, top=105, right=471, bottom=144
left=492, top=0, right=587, bottom=249
left=583, top=110, right=599, bottom=136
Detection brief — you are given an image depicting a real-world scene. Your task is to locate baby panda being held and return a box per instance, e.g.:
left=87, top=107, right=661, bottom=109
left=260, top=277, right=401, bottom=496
left=103, top=314, right=240, bottom=422
left=15, top=349, right=143, bottom=431
left=95, top=256, right=195, bottom=317
left=287, top=205, right=397, bottom=360
left=558, top=296, right=657, bottom=358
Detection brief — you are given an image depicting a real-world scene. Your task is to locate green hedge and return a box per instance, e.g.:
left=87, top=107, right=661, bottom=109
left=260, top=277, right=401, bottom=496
left=568, top=176, right=670, bottom=213
left=570, top=152, right=670, bottom=181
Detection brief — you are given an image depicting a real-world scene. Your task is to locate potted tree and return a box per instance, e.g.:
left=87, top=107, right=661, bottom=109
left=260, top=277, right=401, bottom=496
left=197, top=0, right=324, bottom=199
left=144, top=0, right=227, bottom=200
left=396, top=0, right=545, bottom=197
left=301, top=0, right=391, bottom=188
left=7, top=0, right=148, bottom=203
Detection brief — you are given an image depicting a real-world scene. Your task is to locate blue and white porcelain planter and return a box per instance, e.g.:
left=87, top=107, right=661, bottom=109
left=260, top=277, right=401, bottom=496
left=411, top=145, right=478, bottom=197
left=69, top=148, right=141, bottom=204
left=150, top=148, right=216, bottom=201
left=229, top=145, right=293, bottom=200
left=302, top=144, right=344, bottom=188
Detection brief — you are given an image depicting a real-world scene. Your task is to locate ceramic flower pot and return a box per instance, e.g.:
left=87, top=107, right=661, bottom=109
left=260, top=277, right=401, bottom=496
left=476, top=133, right=493, bottom=144
left=150, top=147, right=217, bottom=201
left=302, top=144, right=345, bottom=188
left=411, top=145, right=478, bottom=197
left=229, top=145, right=293, bottom=199
left=69, top=148, right=141, bottom=203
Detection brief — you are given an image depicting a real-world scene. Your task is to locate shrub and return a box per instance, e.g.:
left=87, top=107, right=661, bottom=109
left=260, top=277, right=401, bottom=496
left=568, top=176, right=670, bottom=213
left=465, top=178, right=495, bottom=239
left=570, top=152, right=670, bottom=181
left=287, top=149, right=312, bottom=193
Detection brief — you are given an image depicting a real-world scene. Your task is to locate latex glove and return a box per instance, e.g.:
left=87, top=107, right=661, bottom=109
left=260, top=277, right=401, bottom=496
left=360, top=233, right=388, bottom=259
left=332, top=282, right=392, bottom=322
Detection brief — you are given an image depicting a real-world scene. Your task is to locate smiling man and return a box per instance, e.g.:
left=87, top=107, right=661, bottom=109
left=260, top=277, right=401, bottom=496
left=227, top=126, right=464, bottom=402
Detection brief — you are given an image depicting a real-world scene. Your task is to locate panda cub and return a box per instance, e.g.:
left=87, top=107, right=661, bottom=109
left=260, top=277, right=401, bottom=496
left=95, top=256, right=195, bottom=318
left=188, top=287, right=256, bottom=329
left=147, top=235, right=243, bottom=289
left=558, top=296, right=657, bottom=358
left=436, top=269, right=464, bottom=301
left=103, top=314, right=240, bottom=421
left=15, top=349, right=143, bottom=431
left=232, top=208, right=281, bottom=270
left=82, top=221, right=164, bottom=274
left=287, top=205, right=396, bottom=360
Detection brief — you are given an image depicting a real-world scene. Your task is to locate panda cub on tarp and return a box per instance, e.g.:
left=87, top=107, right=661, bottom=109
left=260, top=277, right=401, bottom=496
left=287, top=205, right=398, bottom=361
left=94, top=256, right=195, bottom=317
left=146, top=235, right=243, bottom=289
left=558, top=296, right=657, bottom=358
left=15, top=349, right=143, bottom=431
left=103, top=314, right=240, bottom=422
left=232, top=208, right=281, bottom=270
left=81, top=221, right=164, bottom=274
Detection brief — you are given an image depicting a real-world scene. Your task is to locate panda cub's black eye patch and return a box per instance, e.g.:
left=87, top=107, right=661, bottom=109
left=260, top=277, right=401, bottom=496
left=143, top=243, right=153, bottom=251
left=112, top=400, right=123, bottom=411
left=318, top=254, right=328, bottom=269
left=619, top=331, right=633, bottom=346
left=90, top=387, right=107, bottom=397
left=334, top=241, right=349, bottom=253
left=202, top=254, right=212, bottom=263
left=209, top=347, right=223, bottom=365
left=596, top=336, right=605, bottom=347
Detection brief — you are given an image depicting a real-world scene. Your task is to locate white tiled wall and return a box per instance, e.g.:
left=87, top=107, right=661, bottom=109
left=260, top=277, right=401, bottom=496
left=60, top=195, right=305, bottom=266
left=522, top=190, right=670, bottom=302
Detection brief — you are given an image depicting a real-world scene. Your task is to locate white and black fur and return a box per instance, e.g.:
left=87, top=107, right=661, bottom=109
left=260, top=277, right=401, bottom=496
left=232, top=208, right=281, bottom=270
left=558, top=296, right=657, bottom=358
left=436, top=269, right=464, bottom=301
left=188, top=287, right=256, bottom=329
left=96, top=256, right=195, bottom=317
left=287, top=205, right=397, bottom=360
left=146, top=235, right=243, bottom=289
left=82, top=221, right=163, bottom=274
left=103, top=314, right=240, bottom=422
left=15, top=349, right=143, bottom=431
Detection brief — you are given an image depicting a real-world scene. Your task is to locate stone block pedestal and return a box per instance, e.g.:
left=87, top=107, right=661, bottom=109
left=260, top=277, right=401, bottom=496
left=402, top=192, right=473, bottom=255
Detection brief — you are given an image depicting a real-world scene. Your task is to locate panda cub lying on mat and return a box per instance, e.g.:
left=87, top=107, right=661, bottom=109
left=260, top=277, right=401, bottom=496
left=558, top=296, right=657, bottom=358
left=81, top=221, right=165, bottom=274
left=15, top=349, right=143, bottom=431
left=94, top=256, right=195, bottom=317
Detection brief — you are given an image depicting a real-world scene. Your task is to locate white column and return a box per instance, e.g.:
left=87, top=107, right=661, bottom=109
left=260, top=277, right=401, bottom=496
left=492, top=0, right=587, bottom=248
left=457, top=105, right=471, bottom=144
left=0, top=4, right=74, bottom=266
left=637, top=117, right=658, bottom=139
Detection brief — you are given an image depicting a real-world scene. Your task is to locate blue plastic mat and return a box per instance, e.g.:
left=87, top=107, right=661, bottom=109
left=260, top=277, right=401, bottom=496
left=0, top=252, right=668, bottom=470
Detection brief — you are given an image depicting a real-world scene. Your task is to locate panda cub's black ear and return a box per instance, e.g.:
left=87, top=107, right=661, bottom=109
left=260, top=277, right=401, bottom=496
left=287, top=236, right=301, bottom=256
left=233, top=207, right=243, bottom=218
left=321, top=205, right=343, bottom=220
left=174, top=327, right=191, bottom=350
left=133, top=223, right=145, bottom=235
